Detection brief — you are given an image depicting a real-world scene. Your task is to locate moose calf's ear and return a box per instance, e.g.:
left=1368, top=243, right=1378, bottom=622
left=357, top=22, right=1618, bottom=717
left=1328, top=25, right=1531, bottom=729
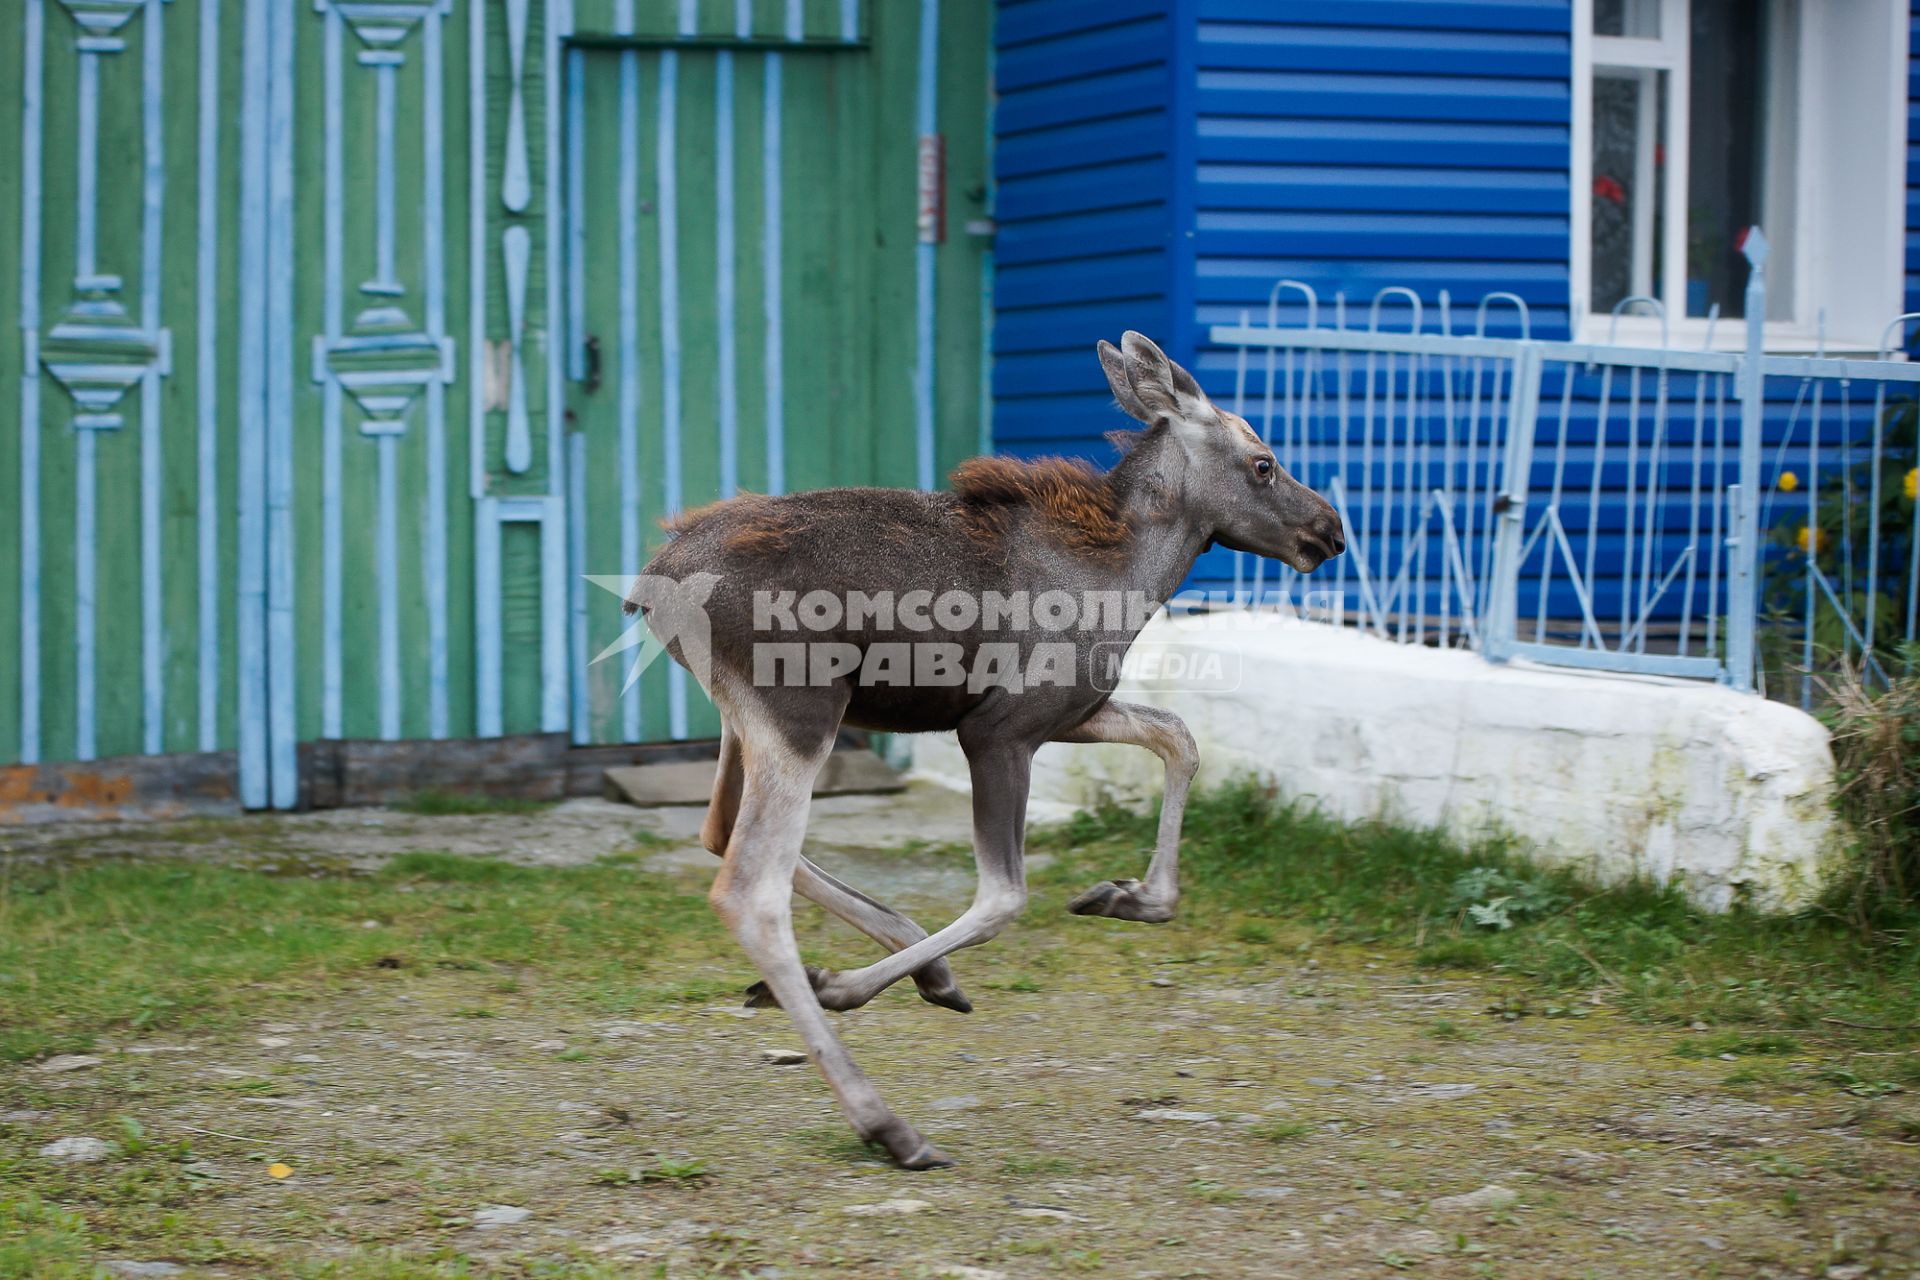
left=1097, top=339, right=1154, bottom=423
left=1120, top=330, right=1209, bottom=422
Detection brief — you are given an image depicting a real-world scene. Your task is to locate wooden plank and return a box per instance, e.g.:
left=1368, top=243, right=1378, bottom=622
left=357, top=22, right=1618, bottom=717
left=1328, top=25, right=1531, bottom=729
left=306, top=730, right=569, bottom=808
left=0, top=0, right=24, bottom=764
left=867, top=0, right=916, bottom=490
left=672, top=46, right=725, bottom=741
left=732, top=48, right=771, bottom=496
left=500, top=519, right=544, bottom=734
left=633, top=46, right=672, bottom=743
left=0, top=751, right=241, bottom=824
left=936, top=0, right=992, bottom=467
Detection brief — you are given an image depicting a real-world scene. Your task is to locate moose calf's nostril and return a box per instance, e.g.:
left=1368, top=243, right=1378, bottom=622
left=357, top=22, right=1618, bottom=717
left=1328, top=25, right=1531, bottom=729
left=1314, top=515, right=1345, bottom=557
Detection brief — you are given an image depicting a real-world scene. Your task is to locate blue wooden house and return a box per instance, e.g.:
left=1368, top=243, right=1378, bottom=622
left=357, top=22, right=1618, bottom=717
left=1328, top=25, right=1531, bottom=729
left=993, top=0, right=1920, bottom=594
left=5, top=0, right=1917, bottom=803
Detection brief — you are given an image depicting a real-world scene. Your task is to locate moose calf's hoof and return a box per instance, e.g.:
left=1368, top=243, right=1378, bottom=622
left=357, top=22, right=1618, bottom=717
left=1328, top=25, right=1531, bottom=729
left=1067, top=878, right=1174, bottom=924
left=916, top=982, right=974, bottom=1014
left=868, top=1120, right=956, bottom=1170
left=744, top=966, right=870, bottom=1012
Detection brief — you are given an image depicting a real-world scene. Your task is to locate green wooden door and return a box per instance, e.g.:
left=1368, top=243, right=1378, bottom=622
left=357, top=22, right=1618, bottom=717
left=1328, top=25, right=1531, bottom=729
left=1, top=0, right=248, bottom=775
left=284, top=0, right=475, bottom=754
left=562, top=2, right=991, bottom=746
left=3, top=0, right=989, bottom=798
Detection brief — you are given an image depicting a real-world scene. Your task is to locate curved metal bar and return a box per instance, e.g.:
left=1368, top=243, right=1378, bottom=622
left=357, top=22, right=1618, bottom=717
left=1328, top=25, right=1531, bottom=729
left=1267, top=278, right=1319, bottom=330
left=1876, top=311, right=1920, bottom=361
left=1473, top=291, right=1531, bottom=340
left=1606, top=294, right=1667, bottom=347
left=1368, top=285, right=1423, bottom=335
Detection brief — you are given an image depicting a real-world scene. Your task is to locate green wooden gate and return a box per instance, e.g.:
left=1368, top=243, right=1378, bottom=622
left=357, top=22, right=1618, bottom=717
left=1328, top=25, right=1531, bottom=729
left=1, top=0, right=991, bottom=807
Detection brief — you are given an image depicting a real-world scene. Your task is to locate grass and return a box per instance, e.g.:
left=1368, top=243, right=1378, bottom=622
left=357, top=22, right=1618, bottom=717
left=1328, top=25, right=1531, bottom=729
left=1028, top=781, right=1920, bottom=1057
left=0, top=848, right=727, bottom=1063
left=3, top=786, right=1918, bottom=1277
left=6, top=781, right=1918, bottom=1073
left=388, top=790, right=558, bottom=817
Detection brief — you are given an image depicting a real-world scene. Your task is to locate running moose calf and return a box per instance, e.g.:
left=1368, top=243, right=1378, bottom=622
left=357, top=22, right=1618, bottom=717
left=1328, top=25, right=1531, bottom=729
left=629, top=333, right=1343, bottom=1168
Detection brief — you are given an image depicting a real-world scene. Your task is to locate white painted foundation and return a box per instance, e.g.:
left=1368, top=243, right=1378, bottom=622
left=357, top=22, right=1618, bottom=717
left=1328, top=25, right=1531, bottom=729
left=908, top=614, right=1840, bottom=912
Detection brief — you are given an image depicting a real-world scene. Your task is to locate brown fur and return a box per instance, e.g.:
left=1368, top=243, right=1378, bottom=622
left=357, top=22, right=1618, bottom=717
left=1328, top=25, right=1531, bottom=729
left=663, top=492, right=813, bottom=557
left=950, top=455, right=1131, bottom=556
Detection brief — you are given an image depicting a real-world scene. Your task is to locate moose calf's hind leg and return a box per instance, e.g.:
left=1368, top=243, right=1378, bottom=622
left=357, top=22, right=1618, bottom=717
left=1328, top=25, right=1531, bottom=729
left=708, top=721, right=971, bottom=1012
left=1055, top=702, right=1198, bottom=924
left=710, top=730, right=951, bottom=1170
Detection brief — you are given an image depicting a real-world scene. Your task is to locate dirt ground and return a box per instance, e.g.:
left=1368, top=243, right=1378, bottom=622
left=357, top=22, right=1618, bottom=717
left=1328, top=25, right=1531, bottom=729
left=4, top=789, right=1918, bottom=1279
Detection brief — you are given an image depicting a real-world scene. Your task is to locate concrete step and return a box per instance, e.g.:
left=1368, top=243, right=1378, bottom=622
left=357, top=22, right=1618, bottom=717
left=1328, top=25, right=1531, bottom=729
left=603, top=748, right=906, bottom=807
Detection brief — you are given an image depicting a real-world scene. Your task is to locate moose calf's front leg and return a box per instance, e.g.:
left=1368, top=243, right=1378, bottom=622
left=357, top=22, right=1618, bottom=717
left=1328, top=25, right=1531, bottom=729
left=794, top=738, right=1033, bottom=1013
left=1055, top=701, right=1198, bottom=924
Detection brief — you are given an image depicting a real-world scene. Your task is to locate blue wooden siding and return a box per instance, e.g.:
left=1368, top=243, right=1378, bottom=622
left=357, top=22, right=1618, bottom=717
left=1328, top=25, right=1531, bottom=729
left=992, top=0, right=1179, bottom=458
left=1186, top=0, right=1574, bottom=360
left=1908, top=1, right=1920, bottom=319
left=990, top=1, right=1575, bottom=469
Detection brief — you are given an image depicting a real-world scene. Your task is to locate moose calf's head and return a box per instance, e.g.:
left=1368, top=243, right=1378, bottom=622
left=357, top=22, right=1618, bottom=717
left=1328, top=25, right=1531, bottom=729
left=1099, top=331, right=1344, bottom=574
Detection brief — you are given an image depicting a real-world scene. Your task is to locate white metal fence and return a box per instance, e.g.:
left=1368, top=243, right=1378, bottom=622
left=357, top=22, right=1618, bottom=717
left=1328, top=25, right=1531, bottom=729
left=1211, top=231, right=1920, bottom=698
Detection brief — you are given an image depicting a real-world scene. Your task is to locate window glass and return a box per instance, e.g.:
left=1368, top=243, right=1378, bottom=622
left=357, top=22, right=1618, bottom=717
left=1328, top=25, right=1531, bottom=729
left=1685, top=0, right=1766, bottom=317
left=1590, top=71, right=1667, bottom=315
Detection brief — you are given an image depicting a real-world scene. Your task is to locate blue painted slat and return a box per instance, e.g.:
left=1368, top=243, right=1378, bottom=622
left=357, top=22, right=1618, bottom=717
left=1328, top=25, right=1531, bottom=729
left=1196, top=0, right=1572, bottom=35
left=1910, top=1, right=1920, bottom=354
left=997, top=21, right=1168, bottom=92
left=1197, top=119, right=1571, bottom=170
left=1197, top=73, right=1570, bottom=126
left=995, top=436, right=1124, bottom=463
left=994, top=300, right=1170, bottom=354
left=996, top=64, right=1170, bottom=135
left=995, top=205, right=1168, bottom=266
left=1197, top=213, right=1567, bottom=262
left=1199, top=164, right=1569, bottom=215
left=997, top=0, right=1166, bottom=49
left=1196, top=22, right=1570, bottom=79
left=915, top=0, right=941, bottom=494
left=18, top=0, right=43, bottom=764
left=997, top=249, right=1170, bottom=308
left=994, top=351, right=1130, bottom=397
left=997, top=113, right=1169, bottom=179
left=997, top=158, right=1170, bottom=220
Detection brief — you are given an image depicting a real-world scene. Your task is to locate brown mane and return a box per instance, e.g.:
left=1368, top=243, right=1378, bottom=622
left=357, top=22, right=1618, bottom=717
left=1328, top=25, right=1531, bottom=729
left=662, top=492, right=812, bottom=556
left=950, top=455, right=1130, bottom=555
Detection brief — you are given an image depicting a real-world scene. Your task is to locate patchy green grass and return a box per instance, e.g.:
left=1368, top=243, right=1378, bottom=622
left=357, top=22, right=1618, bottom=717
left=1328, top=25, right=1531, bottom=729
left=0, top=1196, right=95, bottom=1280
left=3, top=788, right=1919, bottom=1278
left=388, top=790, right=559, bottom=817
left=8, top=782, right=1918, bottom=1080
left=0, top=847, right=727, bottom=1063
left=1030, top=781, right=1920, bottom=1062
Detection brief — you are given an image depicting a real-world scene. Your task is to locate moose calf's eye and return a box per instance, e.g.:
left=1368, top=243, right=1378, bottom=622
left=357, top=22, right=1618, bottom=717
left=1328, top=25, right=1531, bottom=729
left=1253, top=457, right=1273, bottom=478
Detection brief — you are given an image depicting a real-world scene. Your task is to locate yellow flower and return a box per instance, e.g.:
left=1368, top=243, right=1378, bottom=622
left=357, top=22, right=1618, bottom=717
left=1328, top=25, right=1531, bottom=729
left=1797, top=525, right=1822, bottom=554
left=1777, top=470, right=1799, bottom=492
left=268, top=1162, right=293, bottom=1179
left=1906, top=467, right=1918, bottom=501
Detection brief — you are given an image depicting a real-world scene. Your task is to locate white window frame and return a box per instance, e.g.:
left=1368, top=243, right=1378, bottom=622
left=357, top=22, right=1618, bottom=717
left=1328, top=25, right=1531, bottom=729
left=1570, top=0, right=1907, bottom=352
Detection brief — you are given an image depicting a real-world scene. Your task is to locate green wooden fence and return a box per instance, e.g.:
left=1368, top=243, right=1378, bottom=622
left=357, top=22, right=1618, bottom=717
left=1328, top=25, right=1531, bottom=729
left=1, top=0, right=991, bottom=806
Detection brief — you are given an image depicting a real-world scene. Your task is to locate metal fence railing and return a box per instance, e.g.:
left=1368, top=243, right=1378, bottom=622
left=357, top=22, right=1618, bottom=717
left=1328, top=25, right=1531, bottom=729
left=1209, top=229, right=1920, bottom=700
